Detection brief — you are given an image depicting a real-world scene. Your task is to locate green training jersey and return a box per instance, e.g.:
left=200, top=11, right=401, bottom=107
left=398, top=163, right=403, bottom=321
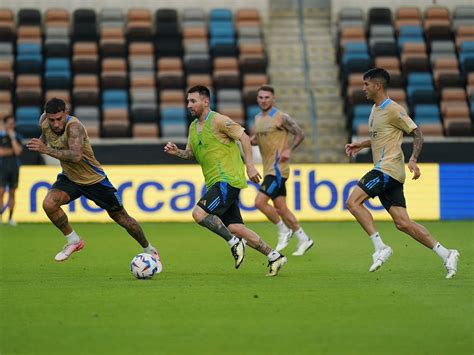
left=188, top=111, right=247, bottom=189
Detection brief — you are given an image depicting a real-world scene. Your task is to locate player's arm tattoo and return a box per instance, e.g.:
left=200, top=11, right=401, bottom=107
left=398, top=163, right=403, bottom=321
left=255, top=239, right=273, bottom=255
left=198, top=214, right=234, bottom=242
left=409, top=127, right=424, bottom=161
left=175, top=148, right=195, bottom=160
left=281, top=113, right=305, bottom=150
left=46, top=122, right=84, bottom=162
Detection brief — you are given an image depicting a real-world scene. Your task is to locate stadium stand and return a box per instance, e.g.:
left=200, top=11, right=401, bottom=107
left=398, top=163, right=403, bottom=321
left=337, top=5, right=474, bottom=138
left=0, top=7, right=267, bottom=139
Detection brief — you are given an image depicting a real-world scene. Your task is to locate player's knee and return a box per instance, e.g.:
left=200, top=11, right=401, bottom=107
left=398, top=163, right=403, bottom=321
left=42, top=198, right=57, bottom=214
left=394, top=219, right=410, bottom=232
left=192, top=207, right=205, bottom=223
left=345, top=199, right=356, bottom=213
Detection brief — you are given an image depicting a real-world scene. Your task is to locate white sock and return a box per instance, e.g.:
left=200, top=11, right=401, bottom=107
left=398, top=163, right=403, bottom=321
left=432, top=242, right=449, bottom=261
left=276, top=220, right=289, bottom=232
left=294, top=228, right=309, bottom=242
left=227, top=236, right=240, bottom=247
left=65, top=230, right=80, bottom=244
left=370, top=232, right=386, bottom=251
left=143, top=243, right=156, bottom=254
left=267, top=250, right=280, bottom=261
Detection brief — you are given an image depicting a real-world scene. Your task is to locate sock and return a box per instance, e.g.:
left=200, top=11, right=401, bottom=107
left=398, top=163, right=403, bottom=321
left=143, top=243, right=156, bottom=254
left=276, top=220, right=289, bottom=232
left=227, top=236, right=240, bottom=247
left=294, top=228, right=309, bottom=242
left=65, top=230, right=80, bottom=244
left=432, top=242, right=449, bottom=261
left=267, top=250, right=280, bottom=261
left=370, top=232, right=386, bottom=251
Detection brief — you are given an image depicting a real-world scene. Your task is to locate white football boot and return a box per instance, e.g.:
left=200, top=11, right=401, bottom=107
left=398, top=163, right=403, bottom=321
left=292, top=239, right=314, bottom=256
left=55, top=240, right=85, bottom=262
left=444, top=249, right=460, bottom=279
left=369, top=246, right=393, bottom=272
left=275, top=228, right=292, bottom=252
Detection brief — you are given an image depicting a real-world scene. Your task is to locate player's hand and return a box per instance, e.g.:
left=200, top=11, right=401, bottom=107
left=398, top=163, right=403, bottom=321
left=279, top=148, right=291, bottom=162
left=164, top=142, right=178, bottom=155
left=408, top=159, right=421, bottom=180
left=246, top=165, right=262, bottom=183
left=345, top=143, right=362, bottom=157
left=26, top=138, right=48, bottom=153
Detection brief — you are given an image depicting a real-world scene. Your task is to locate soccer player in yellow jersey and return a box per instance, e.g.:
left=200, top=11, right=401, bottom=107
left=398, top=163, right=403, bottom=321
left=251, top=85, right=313, bottom=256
left=27, top=98, right=161, bottom=263
left=164, top=85, right=287, bottom=276
left=345, top=69, right=459, bottom=279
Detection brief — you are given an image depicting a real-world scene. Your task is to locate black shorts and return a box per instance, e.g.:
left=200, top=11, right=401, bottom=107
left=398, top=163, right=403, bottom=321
left=197, top=182, right=244, bottom=226
left=0, top=166, right=19, bottom=189
left=52, top=173, right=123, bottom=212
left=357, top=169, right=406, bottom=211
left=259, top=175, right=287, bottom=200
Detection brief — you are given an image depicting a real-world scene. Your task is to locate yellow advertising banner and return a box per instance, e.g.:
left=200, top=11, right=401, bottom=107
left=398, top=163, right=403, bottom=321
left=10, top=164, right=439, bottom=222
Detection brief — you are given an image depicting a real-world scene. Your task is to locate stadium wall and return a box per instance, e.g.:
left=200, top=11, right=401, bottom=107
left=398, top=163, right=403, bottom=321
left=10, top=164, right=473, bottom=223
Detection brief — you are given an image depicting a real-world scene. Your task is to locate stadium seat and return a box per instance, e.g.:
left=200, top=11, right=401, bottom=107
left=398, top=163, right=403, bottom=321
left=18, top=9, right=41, bottom=26
left=102, top=108, right=130, bottom=137
left=72, top=9, right=97, bottom=42
left=15, top=106, right=42, bottom=137
left=160, top=107, right=187, bottom=137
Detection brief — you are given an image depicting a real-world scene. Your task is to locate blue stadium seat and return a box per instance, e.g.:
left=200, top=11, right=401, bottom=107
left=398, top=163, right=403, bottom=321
left=344, top=42, right=369, bottom=54
left=398, top=26, right=424, bottom=38
left=210, top=9, right=233, bottom=22
left=16, top=43, right=43, bottom=74
left=15, top=106, right=42, bottom=138
left=353, top=104, right=372, bottom=119
left=460, top=41, right=474, bottom=54
left=44, top=58, right=71, bottom=89
left=102, top=90, right=129, bottom=109
left=407, top=72, right=433, bottom=86
left=414, top=104, right=441, bottom=122
left=17, top=43, right=41, bottom=55
left=342, top=53, right=371, bottom=65
left=160, top=107, right=187, bottom=137
left=209, top=24, right=235, bottom=38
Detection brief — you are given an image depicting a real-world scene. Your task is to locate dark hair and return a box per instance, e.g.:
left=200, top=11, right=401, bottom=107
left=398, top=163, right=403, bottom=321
left=363, top=68, right=390, bottom=89
left=3, top=114, right=14, bottom=123
left=45, top=98, right=66, bottom=114
left=257, top=85, right=275, bottom=95
left=187, top=85, right=210, bottom=99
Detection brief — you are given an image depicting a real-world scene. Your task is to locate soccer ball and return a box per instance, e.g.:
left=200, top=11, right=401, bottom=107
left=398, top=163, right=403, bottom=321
left=130, top=253, right=162, bottom=279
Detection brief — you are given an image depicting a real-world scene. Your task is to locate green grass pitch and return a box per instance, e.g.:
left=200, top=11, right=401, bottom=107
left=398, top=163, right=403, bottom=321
left=1, top=221, right=473, bottom=355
